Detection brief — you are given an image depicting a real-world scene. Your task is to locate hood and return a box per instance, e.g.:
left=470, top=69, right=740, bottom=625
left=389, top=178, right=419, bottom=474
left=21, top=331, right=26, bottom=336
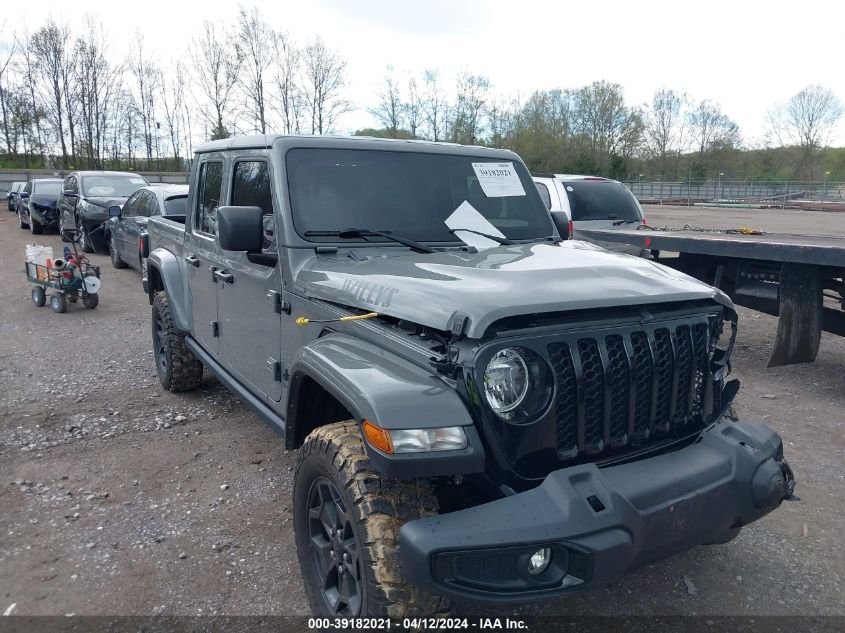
left=84, top=196, right=126, bottom=209
left=296, top=241, right=732, bottom=339
left=29, top=194, right=58, bottom=208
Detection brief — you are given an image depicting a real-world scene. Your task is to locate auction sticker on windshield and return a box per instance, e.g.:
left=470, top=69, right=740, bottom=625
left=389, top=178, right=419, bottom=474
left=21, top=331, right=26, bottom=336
left=471, top=162, right=526, bottom=197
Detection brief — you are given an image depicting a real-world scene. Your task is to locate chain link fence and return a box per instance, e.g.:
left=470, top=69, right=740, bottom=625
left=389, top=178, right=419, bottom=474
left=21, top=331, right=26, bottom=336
left=625, top=181, right=845, bottom=205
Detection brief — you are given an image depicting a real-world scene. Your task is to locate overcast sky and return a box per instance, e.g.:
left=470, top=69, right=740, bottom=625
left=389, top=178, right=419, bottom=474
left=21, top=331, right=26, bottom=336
left=8, top=0, right=845, bottom=144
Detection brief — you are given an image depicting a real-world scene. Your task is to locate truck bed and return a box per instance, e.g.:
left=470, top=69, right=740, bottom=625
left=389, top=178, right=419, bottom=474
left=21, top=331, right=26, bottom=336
left=578, top=227, right=845, bottom=268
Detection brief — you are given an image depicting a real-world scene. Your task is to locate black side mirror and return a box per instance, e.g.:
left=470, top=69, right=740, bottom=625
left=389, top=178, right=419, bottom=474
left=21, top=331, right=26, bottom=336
left=550, top=211, right=571, bottom=241
left=20, top=191, right=29, bottom=199
left=108, top=205, right=122, bottom=218
left=63, top=189, right=78, bottom=198
left=217, top=206, right=264, bottom=252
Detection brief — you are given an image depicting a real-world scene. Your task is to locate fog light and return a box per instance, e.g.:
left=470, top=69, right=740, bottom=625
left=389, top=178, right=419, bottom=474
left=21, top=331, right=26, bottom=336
left=527, top=547, right=552, bottom=575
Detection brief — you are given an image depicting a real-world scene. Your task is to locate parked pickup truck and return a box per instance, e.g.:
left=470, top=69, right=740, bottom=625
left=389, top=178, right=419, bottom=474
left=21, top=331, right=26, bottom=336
left=143, top=135, right=795, bottom=618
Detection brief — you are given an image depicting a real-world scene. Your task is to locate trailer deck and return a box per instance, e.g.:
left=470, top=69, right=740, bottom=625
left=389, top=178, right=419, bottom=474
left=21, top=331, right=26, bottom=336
left=578, top=227, right=845, bottom=367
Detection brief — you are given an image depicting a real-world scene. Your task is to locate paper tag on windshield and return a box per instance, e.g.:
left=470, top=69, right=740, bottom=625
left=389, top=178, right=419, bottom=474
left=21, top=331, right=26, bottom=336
left=444, top=201, right=506, bottom=251
left=471, top=162, right=526, bottom=198
left=130, top=178, right=146, bottom=185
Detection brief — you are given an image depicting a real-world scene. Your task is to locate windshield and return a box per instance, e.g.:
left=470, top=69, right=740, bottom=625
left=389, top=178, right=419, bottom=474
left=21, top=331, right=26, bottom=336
left=82, top=175, right=148, bottom=198
left=287, top=148, right=553, bottom=244
left=33, top=181, right=63, bottom=195
left=563, top=180, right=642, bottom=222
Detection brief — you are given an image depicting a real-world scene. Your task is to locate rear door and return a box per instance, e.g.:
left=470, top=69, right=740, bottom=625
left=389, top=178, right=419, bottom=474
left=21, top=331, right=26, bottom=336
left=116, top=190, right=142, bottom=261
left=185, top=157, right=225, bottom=356
left=122, top=190, right=156, bottom=270
left=217, top=157, right=283, bottom=401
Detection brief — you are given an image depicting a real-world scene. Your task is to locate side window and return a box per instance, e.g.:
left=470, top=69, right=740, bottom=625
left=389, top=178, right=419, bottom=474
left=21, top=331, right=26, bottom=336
left=147, top=192, right=161, bottom=216
left=136, top=190, right=157, bottom=218
left=123, top=191, right=140, bottom=217
left=64, top=175, right=78, bottom=194
left=23, top=181, right=32, bottom=194
left=231, top=160, right=275, bottom=251
left=195, top=161, right=223, bottom=236
left=535, top=182, right=552, bottom=211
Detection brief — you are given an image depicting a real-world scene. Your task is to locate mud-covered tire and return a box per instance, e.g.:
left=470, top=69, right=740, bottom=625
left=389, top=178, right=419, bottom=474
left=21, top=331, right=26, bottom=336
left=294, top=421, right=450, bottom=619
left=151, top=291, right=203, bottom=391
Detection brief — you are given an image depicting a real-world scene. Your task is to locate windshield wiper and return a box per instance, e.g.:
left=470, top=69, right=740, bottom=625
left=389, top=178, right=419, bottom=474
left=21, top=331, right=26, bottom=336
left=612, top=219, right=640, bottom=226
left=447, top=227, right=516, bottom=245
left=304, top=228, right=435, bottom=254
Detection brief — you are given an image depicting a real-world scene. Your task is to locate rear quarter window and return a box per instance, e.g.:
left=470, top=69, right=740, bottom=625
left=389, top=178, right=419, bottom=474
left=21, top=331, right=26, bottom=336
left=564, top=181, right=642, bottom=222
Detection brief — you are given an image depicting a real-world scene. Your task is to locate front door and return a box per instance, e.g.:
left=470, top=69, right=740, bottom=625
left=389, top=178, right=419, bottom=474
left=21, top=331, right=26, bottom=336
left=217, top=158, right=283, bottom=401
left=186, top=158, right=224, bottom=357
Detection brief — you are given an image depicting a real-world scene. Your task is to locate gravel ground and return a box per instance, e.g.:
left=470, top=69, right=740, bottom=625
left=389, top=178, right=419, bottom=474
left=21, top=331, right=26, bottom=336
left=0, top=205, right=843, bottom=617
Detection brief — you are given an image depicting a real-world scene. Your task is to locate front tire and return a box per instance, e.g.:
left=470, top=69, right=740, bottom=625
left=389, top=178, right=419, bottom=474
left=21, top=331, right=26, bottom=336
left=82, top=292, right=99, bottom=309
left=30, top=213, right=43, bottom=234
left=59, top=212, right=71, bottom=242
left=294, top=421, right=450, bottom=619
left=110, top=234, right=128, bottom=268
left=18, top=209, right=28, bottom=230
left=152, top=291, right=203, bottom=391
left=50, top=293, right=67, bottom=313
left=78, top=217, right=94, bottom=253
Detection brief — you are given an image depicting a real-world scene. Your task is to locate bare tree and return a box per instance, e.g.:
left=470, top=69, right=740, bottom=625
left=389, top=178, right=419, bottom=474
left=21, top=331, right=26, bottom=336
left=573, top=81, right=642, bottom=172
left=235, top=7, right=274, bottom=134
left=190, top=21, right=240, bottom=140
left=30, top=21, right=73, bottom=168
left=160, top=60, right=187, bottom=163
left=128, top=35, right=159, bottom=163
left=74, top=17, right=120, bottom=168
left=404, top=75, right=423, bottom=138
left=689, top=100, right=739, bottom=157
left=450, top=71, right=489, bottom=144
left=269, top=31, right=302, bottom=134
left=422, top=69, right=447, bottom=141
left=16, top=33, right=46, bottom=157
left=0, top=27, right=17, bottom=155
left=644, top=88, right=686, bottom=178
left=767, top=85, right=843, bottom=175
left=301, top=36, right=350, bottom=134
left=370, top=66, right=403, bottom=135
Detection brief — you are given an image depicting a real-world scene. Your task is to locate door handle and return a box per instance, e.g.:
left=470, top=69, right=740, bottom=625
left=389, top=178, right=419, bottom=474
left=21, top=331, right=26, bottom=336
left=213, top=269, right=234, bottom=284
left=185, top=255, right=200, bottom=267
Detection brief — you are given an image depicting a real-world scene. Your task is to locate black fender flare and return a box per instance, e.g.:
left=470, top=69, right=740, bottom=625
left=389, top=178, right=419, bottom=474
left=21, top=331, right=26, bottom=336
left=146, top=248, right=190, bottom=331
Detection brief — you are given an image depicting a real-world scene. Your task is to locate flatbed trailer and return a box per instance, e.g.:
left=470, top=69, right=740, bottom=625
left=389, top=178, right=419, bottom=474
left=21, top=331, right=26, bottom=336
left=578, top=227, right=845, bottom=367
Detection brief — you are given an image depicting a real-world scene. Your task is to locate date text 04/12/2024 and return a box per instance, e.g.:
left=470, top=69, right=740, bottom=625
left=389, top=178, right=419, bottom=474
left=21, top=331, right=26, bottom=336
left=307, top=617, right=528, bottom=629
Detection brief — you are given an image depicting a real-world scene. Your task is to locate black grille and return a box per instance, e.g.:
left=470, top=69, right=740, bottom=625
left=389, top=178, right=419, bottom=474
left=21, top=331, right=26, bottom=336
left=547, top=315, right=714, bottom=461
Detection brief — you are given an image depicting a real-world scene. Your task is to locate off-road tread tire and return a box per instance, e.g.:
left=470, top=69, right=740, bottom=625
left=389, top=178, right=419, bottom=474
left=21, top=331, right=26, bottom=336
left=295, top=421, right=451, bottom=619
left=152, top=291, right=203, bottom=392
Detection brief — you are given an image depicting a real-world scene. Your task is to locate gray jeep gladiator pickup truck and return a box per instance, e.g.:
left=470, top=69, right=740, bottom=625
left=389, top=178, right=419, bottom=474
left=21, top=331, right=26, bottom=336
left=143, top=135, right=795, bottom=618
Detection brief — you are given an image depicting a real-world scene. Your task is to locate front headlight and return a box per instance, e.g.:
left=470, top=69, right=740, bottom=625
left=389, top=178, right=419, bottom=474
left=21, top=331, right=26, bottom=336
left=483, top=348, right=530, bottom=415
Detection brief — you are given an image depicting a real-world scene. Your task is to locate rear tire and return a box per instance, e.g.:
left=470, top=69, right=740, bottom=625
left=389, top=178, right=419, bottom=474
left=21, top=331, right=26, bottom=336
left=82, top=293, right=99, bottom=309
left=110, top=235, right=128, bottom=268
left=31, top=286, right=46, bottom=307
left=152, top=291, right=203, bottom=391
left=50, top=293, right=67, bottom=314
left=294, top=421, right=450, bottom=619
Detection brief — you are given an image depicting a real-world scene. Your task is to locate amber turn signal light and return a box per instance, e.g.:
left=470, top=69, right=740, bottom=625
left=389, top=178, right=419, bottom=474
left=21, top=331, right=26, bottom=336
left=362, top=420, right=393, bottom=454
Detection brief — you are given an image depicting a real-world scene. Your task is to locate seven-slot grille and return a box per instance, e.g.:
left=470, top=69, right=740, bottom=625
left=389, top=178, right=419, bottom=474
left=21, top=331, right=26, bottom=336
left=547, top=316, right=714, bottom=460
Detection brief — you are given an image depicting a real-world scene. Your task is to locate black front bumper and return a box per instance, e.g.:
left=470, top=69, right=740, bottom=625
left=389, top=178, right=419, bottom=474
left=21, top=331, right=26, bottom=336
left=399, top=419, right=794, bottom=602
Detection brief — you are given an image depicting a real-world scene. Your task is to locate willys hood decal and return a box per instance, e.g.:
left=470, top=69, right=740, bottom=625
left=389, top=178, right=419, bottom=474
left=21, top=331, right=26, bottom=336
left=296, top=241, right=731, bottom=338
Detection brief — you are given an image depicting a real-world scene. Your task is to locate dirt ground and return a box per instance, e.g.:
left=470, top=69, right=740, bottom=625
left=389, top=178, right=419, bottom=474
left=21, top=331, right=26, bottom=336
left=0, top=204, right=843, bottom=617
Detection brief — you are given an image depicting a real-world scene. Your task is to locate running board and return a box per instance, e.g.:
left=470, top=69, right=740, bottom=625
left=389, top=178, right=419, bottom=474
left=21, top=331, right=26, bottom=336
left=185, top=336, right=286, bottom=439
